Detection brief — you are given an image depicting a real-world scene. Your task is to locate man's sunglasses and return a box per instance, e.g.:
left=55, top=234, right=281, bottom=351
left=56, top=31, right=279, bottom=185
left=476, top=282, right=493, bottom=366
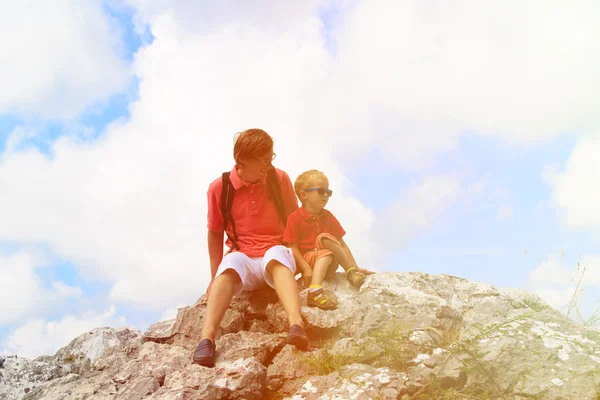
left=304, top=187, right=333, bottom=197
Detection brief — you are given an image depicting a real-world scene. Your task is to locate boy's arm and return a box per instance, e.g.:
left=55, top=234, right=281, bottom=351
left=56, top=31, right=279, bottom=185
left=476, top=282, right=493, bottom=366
left=289, top=244, right=312, bottom=275
left=339, top=237, right=375, bottom=275
left=289, top=243, right=313, bottom=286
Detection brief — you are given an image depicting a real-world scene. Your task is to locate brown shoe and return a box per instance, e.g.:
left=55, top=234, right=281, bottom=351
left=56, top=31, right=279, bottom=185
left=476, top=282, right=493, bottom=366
left=307, top=288, right=338, bottom=310
left=346, top=268, right=365, bottom=288
left=192, top=338, right=215, bottom=367
left=287, top=324, right=309, bottom=350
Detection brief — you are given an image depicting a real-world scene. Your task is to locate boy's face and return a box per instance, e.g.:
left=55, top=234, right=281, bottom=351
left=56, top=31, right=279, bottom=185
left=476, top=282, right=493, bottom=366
left=301, top=178, right=332, bottom=210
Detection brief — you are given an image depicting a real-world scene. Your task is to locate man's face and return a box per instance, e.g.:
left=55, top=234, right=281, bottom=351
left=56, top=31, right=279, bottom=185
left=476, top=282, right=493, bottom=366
left=242, top=149, right=276, bottom=181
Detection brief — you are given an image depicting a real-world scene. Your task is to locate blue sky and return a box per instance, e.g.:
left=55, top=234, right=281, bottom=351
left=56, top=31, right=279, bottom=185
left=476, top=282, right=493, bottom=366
left=1, top=1, right=599, bottom=358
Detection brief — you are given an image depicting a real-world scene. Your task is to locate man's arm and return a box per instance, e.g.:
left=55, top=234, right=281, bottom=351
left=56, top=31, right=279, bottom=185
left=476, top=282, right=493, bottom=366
left=208, top=230, right=224, bottom=280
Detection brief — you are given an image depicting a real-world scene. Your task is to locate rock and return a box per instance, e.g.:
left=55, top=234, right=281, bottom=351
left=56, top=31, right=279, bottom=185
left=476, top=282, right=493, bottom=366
left=54, top=327, right=142, bottom=375
left=114, top=375, right=161, bottom=400
left=143, top=291, right=272, bottom=350
left=266, top=345, right=321, bottom=394
left=142, top=318, right=177, bottom=344
left=284, top=364, right=408, bottom=400
left=215, top=331, right=286, bottom=365
left=3, top=272, right=600, bottom=400
left=0, top=355, right=64, bottom=400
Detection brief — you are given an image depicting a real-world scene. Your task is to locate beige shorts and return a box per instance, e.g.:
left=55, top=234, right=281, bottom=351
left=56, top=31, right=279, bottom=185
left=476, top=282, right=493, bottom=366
left=215, top=245, right=296, bottom=296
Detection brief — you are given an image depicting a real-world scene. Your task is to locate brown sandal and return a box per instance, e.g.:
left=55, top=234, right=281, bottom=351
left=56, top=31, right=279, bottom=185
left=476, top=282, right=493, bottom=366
left=346, top=268, right=365, bottom=288
left=307, top=288, right=338, bottom=310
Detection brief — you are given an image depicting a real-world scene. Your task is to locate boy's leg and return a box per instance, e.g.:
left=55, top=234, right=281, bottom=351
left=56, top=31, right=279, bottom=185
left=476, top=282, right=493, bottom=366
left=307, top=254, right=338, bottom=309
left=320, top=237, right=369, bottom=288
left=319, top=237, right=374, bottom=275
left=320, top=238, right=355, bottom=272
left=311, top=254, right=333, bottom=287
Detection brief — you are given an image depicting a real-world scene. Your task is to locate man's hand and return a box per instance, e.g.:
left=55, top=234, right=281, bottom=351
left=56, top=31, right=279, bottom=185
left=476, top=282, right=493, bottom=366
left=301, top=270, right=313, bottom=289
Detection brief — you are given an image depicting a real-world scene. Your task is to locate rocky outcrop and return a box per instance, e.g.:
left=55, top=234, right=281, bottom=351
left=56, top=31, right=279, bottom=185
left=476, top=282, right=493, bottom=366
left=2, top=272, right=600, bottom=399
left=0, top=327, right=141, bottom=400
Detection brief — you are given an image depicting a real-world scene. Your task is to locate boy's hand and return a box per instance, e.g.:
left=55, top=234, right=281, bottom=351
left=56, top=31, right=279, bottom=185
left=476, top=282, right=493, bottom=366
left=302, top=270, right=313, bottom=288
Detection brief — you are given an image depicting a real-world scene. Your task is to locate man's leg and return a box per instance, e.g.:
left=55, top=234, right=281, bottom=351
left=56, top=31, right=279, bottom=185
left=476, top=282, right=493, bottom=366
left=194, top=252, right=248, bottom=367
left=200, top=269, right=241, bottom=341
left=267, top=260, right=304, bottom=327
left=262, top=245, right=309, bottom=349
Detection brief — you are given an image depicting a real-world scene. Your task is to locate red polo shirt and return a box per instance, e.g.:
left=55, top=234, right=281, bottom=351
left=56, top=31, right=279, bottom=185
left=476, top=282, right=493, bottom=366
left=207, top=166, right=299, bottom=257
left=283, top=207, right=346, bottom=255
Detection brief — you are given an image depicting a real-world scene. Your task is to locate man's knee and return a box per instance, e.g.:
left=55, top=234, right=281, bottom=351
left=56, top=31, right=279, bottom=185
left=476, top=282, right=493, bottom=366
left=216, top=268, right=242, bottom=284
left=266, top=259, right=285, bottom=274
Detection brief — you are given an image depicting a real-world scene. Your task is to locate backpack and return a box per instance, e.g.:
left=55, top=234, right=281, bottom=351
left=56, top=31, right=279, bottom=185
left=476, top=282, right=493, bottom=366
left=221, top=167, right=287, bottom=251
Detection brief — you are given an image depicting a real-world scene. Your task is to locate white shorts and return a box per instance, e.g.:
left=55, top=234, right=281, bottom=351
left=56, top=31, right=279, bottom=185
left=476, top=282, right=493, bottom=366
left=214, top=245, right=296, bottom=296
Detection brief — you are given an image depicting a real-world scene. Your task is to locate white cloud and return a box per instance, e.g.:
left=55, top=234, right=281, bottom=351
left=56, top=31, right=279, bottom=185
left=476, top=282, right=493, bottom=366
left=549, top=135, right=600, bottom=234
left=0, top=306, right=126, bottom=359
left=51, top=281, right=83, bottom=299
left=496, top=205, right=513, bottom=221
left=0, top=251, right=55, bottom=325
left=372, top=175, right=460, bottom=252
left=0, top=0, right=130, bottom=120
left=528, top=253, right=600, bottom=325
left=2, top=0, right=599, bottom=320
left=529, top=254, right=573, bottom=286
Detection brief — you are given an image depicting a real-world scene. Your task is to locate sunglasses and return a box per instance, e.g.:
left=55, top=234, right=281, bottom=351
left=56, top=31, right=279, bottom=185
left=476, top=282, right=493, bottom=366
left=304, top=187, right=333, bottom=197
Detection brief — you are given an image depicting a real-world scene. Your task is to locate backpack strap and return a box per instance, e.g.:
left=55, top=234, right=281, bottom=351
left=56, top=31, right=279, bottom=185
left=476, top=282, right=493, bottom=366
left=267, top=167, right=287, bottom=227
left=221, top=172, right=240, bottom=251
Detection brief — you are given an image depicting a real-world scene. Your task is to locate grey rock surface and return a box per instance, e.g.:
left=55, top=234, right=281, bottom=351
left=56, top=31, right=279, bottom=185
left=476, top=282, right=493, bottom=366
left=2, top=272, right=599, bottom=399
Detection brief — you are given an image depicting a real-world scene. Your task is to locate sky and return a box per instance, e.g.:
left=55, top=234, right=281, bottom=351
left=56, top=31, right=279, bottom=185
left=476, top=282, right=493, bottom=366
left=1, top=0, right=600, bottom=359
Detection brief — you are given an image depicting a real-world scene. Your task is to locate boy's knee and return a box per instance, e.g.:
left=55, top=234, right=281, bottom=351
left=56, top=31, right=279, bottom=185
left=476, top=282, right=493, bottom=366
left=321, top=237, right=340, bottom=249
left=321, top=254, right=335, bottom=264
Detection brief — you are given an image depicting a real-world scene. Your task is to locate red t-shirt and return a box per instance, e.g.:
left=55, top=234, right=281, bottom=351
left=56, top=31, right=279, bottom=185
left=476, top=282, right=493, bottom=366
left=283, top=207, right=346, bottom=255
left=207, top=166, right=299, bottom=257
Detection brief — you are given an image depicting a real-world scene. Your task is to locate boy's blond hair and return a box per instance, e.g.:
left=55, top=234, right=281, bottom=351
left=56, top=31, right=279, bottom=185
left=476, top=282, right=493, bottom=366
left=294, top=169, right=329, bottom=201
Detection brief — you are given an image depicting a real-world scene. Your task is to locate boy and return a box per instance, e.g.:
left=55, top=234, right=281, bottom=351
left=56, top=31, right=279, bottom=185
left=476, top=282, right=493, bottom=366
left=283, top=169, right=374, bottom=310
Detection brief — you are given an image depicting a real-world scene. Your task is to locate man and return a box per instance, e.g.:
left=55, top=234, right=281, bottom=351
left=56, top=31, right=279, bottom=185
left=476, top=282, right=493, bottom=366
left=192, top=128, right=308, bottom=367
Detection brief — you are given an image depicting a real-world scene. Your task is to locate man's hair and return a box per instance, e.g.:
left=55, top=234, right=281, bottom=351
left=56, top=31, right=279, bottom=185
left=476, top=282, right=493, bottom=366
left=294, top=169, right=329, bottom=200
left=233, top=128, right=274, bottom=165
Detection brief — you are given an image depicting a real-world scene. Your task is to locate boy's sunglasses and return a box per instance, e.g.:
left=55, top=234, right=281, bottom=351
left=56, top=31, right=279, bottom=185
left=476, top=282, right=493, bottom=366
left=304, top=187, right=333, bottom=197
